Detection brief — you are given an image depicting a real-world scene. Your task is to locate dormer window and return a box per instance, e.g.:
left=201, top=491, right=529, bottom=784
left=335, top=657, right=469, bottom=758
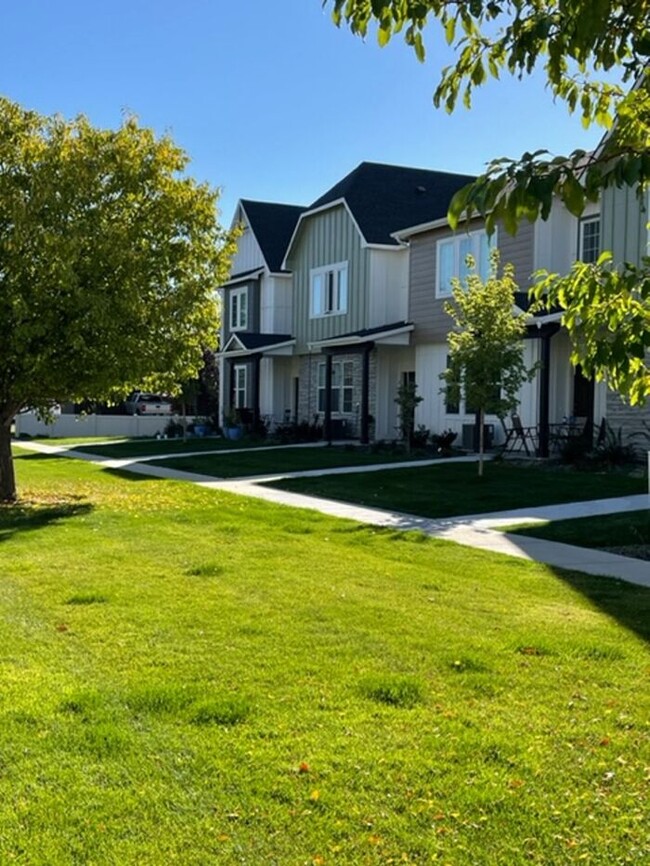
left=230, top=287, right=248, bottom=331
left=310, top=262, right=348, bottom=317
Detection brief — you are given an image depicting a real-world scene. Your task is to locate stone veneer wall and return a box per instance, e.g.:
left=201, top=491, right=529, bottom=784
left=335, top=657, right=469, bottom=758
left=297, top=351, right=377, bottom=439
left=606, top=390, right=650, bottom=445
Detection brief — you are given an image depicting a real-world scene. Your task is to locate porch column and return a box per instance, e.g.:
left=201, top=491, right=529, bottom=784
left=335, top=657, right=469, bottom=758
left=252, top=353, right=262, bottom=428
left=360, top=345, right=372, bottom=444
left=538, top=333, right=551, bottom=458
left=228, top=359, right=235, bottom=420
left=324, top=352, right=333, bottom=444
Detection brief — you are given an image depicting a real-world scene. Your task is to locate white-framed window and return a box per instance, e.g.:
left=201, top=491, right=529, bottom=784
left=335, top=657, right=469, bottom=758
left=436, top=229, right=494, bottom=297
left=233, top=364, right=247, bottom=408
left=230, top=287, right=248, bottom=331
left=579, top=215, right=600, bottom=264
left=318, top=360, right=354, bottom=413
left=310, top=262, right=348, bottom=317
left=443, top=355, right=499, bottom=416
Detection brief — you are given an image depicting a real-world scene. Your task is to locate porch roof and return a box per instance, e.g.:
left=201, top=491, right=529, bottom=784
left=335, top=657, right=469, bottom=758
left=308, top=320, right=413, bottom=351
left=220, top=332, right=295, bottom=358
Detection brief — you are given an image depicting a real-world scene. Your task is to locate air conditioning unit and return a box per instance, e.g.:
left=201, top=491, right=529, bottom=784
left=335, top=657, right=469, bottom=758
left=462, top=423, right=494, bottom=452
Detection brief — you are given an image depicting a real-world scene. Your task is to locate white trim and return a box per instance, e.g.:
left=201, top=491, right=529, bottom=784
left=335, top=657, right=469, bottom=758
left=317, top=359, right=355, bottom=415
left=230, top=286, right=248, bottom=331
left=392, top=215, right=450, bottom=241
left=435, top=228, right=495, bottom=298
left=308, top=323, right=413, bottom=351
left=578, top=213, right=600, bottom=263
left=219, top=337, right=296, bottom=358
left=310, top=261, right=349, bottom=318
left=221, top=267, right=265, bottom=288
left=233, top=364, right=248, bottom=409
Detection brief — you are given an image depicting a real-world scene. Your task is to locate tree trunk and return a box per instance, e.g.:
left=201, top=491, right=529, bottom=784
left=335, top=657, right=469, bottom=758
left=478, top=407, right=485, bottom=478
left=0, top=419, right=17, bottom=502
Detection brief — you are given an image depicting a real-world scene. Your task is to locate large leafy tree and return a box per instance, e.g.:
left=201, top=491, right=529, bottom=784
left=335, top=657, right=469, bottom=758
left=0, top=98, right=237, bottom=501
left=326, top=0, right=650, bottom=404
left=442, top=251, right=537, bottom=475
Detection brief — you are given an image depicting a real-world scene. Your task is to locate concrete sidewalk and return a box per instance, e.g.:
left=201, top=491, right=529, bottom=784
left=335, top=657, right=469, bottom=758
left=15, top=439, right=650, bottom=587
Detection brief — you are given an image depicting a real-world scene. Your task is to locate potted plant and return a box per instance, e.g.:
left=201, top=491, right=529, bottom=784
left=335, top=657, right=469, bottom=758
left=222, top=406, right=243, bottom=441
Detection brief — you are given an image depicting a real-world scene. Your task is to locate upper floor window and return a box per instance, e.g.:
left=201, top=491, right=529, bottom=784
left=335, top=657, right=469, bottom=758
left=579, top=215, right=600, bottom=264
left=436, top=230, right=493, bottom=297
left=230, top=287, right=248, bottom=331
left=310, top=262, right=348, bottom=317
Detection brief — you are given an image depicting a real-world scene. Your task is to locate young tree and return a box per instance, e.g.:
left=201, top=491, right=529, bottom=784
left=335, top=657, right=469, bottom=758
left=326, top=1, right=650, bottom=404
left=442, top=251, right=537, bottom=476
left=394, top=378, right=423, bottom=452
left=0, top=98, right=237, bottom=501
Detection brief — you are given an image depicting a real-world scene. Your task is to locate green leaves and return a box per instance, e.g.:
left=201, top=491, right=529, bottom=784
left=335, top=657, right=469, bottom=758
left=442, top=249, right=537, bottom=422
left=0, top=97, right=237, bottom=425
left=533, top=258, right=650, bottom=405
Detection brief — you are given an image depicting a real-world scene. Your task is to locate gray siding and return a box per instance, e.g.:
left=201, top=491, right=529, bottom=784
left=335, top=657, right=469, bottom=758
left=288, top=205, right=369, bottom=352
left=409, top=220, right=535, bottom=344
left=601, top=185, right=648, bottom=266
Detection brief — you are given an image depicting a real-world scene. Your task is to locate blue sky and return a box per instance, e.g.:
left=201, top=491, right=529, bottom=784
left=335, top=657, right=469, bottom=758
left=2, top=1, right=606, bottom=224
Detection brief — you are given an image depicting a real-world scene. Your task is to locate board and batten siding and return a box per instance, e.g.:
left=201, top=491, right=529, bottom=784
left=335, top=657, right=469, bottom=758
left=601, top=184, right=649, bottom=267
left=408, top=220, right=535, bottom=344
left=287, top=204, right=369, bottom=352
left=230, top=223, right=265, bottom=275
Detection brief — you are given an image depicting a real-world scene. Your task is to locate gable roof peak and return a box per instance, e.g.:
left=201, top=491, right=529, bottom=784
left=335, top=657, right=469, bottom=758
left=308, top=161, right=477, bottom=245
left=236, top=199, right=306, bottom=273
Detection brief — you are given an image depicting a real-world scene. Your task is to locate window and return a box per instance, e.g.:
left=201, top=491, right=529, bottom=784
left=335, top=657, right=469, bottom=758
left=579, top=216, right=600, bottom=264
left=230, top=287, right=248, bottom=331
left=310, top=263, right=348, bottom=317
left=436, top=230, right=494, bottom=297
left=318, top=360, right=354, bottom=413
left=443, top=355, right=499, bottom=416
left=233, top=364, right=247, bottom=408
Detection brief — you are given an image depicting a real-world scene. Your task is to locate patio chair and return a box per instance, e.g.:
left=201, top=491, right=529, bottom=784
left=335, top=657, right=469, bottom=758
left=500, top=413, right=538, bottom=457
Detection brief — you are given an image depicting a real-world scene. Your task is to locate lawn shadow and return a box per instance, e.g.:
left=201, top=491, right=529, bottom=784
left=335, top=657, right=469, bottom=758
left=547, top=564, right=650, bottom=644
left=0, top=500, right=93, bottom=543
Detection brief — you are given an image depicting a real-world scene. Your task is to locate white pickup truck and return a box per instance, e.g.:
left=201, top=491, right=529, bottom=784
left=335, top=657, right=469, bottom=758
left=124, top=392, right=173, bottom=416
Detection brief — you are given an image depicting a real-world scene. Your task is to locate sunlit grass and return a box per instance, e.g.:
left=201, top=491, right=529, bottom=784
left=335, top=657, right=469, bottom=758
left=1, top=449, right=648, bottom=865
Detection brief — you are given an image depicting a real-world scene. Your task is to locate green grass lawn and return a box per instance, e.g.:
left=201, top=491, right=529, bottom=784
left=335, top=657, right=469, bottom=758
left=267, top=461, right=647, bottom=518
left=1, top=450, right=649, bottom=865
left=509, top=510, right=650, bottom=556
left=150, top=445, right=434, bottom=478
left=35, top=435, right=262, bottom=458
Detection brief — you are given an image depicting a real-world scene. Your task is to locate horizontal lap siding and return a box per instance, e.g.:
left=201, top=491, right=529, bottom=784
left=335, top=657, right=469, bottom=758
left=409, top=221, right=535, bottom=344
left=290, top=205, right=368, bottom=352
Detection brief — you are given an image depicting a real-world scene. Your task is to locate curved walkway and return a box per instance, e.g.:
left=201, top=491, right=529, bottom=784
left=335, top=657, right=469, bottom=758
left=17, top=440, right=650, bottom=588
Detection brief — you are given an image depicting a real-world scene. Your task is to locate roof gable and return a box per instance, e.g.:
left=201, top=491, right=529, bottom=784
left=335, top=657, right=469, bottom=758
left=309, top=162, right=476, bottom=246
left=239, top=200, right=306, bottom=273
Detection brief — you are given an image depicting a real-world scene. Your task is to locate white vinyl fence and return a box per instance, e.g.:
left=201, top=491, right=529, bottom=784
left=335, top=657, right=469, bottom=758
left=15, top=411, right=191, bottom=439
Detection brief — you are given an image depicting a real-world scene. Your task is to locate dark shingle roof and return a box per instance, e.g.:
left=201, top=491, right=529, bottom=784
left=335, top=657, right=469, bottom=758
left=309, top=162, right=476, bottom=245
left=239, top=201, right=306, bottom=273
left=233, top=332, right=293, bottom=350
